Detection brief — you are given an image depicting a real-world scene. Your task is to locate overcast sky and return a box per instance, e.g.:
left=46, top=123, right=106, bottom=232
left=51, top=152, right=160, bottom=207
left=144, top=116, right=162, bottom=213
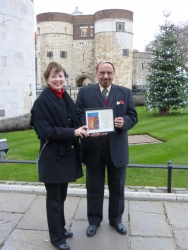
left=34, top=0, right=188, bottom=52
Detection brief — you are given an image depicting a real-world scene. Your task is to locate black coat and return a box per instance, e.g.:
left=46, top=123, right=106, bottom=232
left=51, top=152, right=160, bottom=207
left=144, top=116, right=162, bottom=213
left=76, top=83, right=138, bottom=168
left=30, top=88, right=83, bottom=183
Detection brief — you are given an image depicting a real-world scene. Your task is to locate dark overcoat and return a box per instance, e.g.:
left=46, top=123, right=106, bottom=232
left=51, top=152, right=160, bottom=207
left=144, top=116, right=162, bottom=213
left=30, top=87, right=83, bottom=183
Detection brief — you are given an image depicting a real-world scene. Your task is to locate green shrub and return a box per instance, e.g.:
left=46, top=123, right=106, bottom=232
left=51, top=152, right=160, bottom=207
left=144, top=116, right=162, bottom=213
left=0, top=114, right=32, bottom=132
left=133, top=95, right=145, bottom=106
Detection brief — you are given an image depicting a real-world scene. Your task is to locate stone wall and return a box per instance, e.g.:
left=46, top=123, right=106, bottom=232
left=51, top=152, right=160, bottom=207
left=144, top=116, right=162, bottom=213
left=132, top=51, right=152, bottom=88
left=0, top=0, right=36, bottom=119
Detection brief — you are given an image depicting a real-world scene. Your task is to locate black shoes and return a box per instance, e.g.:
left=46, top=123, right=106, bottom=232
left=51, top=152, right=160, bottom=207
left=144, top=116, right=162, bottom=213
left=86, top=223, right=126, bottom=236
left=110, top=222, right=127, bottom=235
left=86, top=225, right=99, bottom=237
left=57, top=243, right=70, bottom=250
left=63, top=230, right=73, bottom=238
left=56, top=230, right=72, bottom=250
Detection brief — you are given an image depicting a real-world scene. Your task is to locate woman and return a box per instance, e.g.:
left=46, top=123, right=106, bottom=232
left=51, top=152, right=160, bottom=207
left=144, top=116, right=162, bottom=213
left=30, top=62, right=88, bottom=250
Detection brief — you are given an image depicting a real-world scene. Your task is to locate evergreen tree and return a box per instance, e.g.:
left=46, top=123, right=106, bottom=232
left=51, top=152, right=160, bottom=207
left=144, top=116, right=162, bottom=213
left=144, top=22, right=188, bottom=115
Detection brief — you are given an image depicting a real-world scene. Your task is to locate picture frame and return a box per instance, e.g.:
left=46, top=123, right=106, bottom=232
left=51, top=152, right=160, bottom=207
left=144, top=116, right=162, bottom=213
left=84, top=108, right=115, bottom=134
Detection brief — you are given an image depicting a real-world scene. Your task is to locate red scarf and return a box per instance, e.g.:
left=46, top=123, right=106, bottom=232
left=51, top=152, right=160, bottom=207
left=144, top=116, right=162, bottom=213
left=50, top=87, right=64, bottom=99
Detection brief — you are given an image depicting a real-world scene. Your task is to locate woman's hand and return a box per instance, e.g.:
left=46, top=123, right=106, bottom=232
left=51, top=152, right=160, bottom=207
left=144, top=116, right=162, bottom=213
left=74, top=125, right=89, bottom=138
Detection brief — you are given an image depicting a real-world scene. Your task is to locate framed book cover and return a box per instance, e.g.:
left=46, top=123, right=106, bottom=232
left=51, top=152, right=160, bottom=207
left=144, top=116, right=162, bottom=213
left=84, top=108, right=115, bottom=134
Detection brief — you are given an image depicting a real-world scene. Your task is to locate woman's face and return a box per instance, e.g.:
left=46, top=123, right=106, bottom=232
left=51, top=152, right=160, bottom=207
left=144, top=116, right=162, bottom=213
left=47, top=68, right=66, bottom=92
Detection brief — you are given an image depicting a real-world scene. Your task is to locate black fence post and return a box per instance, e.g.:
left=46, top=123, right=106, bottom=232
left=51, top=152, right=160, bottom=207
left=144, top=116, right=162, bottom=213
left=0, top=151, right=5, bottom=160
left=167, top=160, right=172, bottom=193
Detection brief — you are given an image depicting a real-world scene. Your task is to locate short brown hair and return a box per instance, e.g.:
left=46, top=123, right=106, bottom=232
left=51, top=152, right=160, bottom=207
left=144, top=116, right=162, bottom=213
left=95, top=61, right=115, bottom=73
left=44, top=61, right=66, bottom=81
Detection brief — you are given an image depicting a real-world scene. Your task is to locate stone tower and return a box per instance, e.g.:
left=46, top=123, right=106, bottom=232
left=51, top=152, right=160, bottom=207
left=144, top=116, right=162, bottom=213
left=0, top=0, right=36, bottom=119
left=94, top=9, right=133, bottom=88
left=36, top=8, right=133, bottom=89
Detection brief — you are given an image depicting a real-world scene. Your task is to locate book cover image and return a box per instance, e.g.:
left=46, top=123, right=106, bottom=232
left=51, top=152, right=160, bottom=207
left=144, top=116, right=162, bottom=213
left=87, top=112, right=99, bottom=130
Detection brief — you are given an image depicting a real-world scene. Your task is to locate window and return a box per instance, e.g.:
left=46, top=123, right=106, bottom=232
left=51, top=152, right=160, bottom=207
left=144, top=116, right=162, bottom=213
left=122, top=49, right=129, bottom=57
left=90, top=28, right=93, bottom=36
left=0, top=110, right=5, bottom=117
left=60, top=51, right=67, bottom=58
left=65, top=27, right=68, bottom=34
left=80, top=27, right=88, bottom=37
left=47, top=51, right=53, bottom=58
left=2, top=56, right=6, bottom=67
left=79, top=42, right=84, bottom=46
left=116, top=22, right=125, bottom=32
left=37, top=28, right=40, bottom=35
left=90, top=26, right=93, bottom=36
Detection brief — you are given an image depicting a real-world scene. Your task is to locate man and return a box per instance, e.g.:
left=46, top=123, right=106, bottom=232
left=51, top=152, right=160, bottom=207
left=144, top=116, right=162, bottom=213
left=76, top=61, right=138, bottom=237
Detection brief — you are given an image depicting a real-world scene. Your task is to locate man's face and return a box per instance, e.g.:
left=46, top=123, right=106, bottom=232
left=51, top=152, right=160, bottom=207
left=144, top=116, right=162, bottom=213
left=97, top=63, right=115, bottom=88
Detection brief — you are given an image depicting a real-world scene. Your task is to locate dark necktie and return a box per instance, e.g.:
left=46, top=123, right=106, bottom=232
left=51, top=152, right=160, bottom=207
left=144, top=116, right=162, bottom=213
left=102, top=89, right=108, bottom=100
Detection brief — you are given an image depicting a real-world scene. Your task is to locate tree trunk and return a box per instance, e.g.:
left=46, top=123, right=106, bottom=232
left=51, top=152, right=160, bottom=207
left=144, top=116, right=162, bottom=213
left=158, top=107, right=170, bottom=115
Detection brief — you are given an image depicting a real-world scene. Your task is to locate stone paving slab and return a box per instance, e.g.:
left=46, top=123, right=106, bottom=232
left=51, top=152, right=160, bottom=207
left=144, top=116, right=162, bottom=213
left=176, top=193, right=188, bottom=201
left=129, top=201, right=172, bottom=237
left=0, top=192, right=36, bottom=213
left=130, top=237, right=176, bottom=250
left=164, top=201, right=188, bottom=229
left=130, top=211, right=172, bottom=237
left=1, top=229, right=54, bottom=250
left=125, top=191, right=176, bottom=201
left=0, top=212, right=23, bottom=246
left=129, top=200, right=164, bottom=214
left=173, top=229, right=188, bottom=250
left=16, top=195, right=48, bottom=231
left=17, top=196, right=80, bottom=231
left=128, top=135, right=162, bottom=144
left=68, top=221, right=128, bottom=250
left=74, top=197, right=128, bottom=223
left=0, top=184, right=46, bottom=194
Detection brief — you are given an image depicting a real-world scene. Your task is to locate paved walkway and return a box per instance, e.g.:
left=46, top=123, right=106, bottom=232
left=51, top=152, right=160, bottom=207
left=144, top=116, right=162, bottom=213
left=0, top=134, right=187, bottom=249
left=0, top=185, right=188, bottom=250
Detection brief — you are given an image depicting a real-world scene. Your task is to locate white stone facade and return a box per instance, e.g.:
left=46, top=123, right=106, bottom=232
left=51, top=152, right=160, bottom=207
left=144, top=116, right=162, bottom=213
left=132, top=51, right=152, bottom=88
left=0, top=0, right=36, bottom=119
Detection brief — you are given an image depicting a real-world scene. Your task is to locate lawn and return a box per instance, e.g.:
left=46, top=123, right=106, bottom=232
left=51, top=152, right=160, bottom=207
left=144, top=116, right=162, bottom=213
left=0, top=106, right=188, bottom=188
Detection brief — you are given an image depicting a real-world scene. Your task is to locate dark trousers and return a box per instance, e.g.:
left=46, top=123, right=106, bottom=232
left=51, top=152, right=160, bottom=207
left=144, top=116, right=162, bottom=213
left=45, top=183, right=68, bottom=246
left=86, top=141, right=126, bottom=226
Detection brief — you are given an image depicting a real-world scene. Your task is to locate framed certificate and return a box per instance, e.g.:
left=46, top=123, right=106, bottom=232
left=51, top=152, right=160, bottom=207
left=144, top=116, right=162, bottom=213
left=85, top=108, right=115, bottom=134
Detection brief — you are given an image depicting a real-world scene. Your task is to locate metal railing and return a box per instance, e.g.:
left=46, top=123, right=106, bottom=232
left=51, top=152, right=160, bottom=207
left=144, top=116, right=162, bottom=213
left=0, top=154, right=187, bottom=193
left=64, top=87, right=82, bottom=100
left=36, top=87, right=145, bottom=100
left=128, top=161, right=188, bottom=193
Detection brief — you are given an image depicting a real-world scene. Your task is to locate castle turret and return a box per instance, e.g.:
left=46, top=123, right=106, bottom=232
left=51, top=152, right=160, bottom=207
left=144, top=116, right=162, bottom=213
left=94, top=9, right=133, bottom=88
left=36, top=12, right=74, bottom=88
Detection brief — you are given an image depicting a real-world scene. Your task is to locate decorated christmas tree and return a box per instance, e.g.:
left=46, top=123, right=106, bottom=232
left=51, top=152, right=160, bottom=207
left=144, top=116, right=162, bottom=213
left=144, top=22, right=188, bottom=115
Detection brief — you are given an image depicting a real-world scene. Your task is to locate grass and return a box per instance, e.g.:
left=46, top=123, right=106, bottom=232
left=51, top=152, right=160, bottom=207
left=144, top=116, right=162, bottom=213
left=0, top=106, right=188, bottom=188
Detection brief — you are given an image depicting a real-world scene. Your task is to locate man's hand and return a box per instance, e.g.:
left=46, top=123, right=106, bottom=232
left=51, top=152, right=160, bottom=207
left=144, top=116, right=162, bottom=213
left=114, top=117, right=124, bottom=129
